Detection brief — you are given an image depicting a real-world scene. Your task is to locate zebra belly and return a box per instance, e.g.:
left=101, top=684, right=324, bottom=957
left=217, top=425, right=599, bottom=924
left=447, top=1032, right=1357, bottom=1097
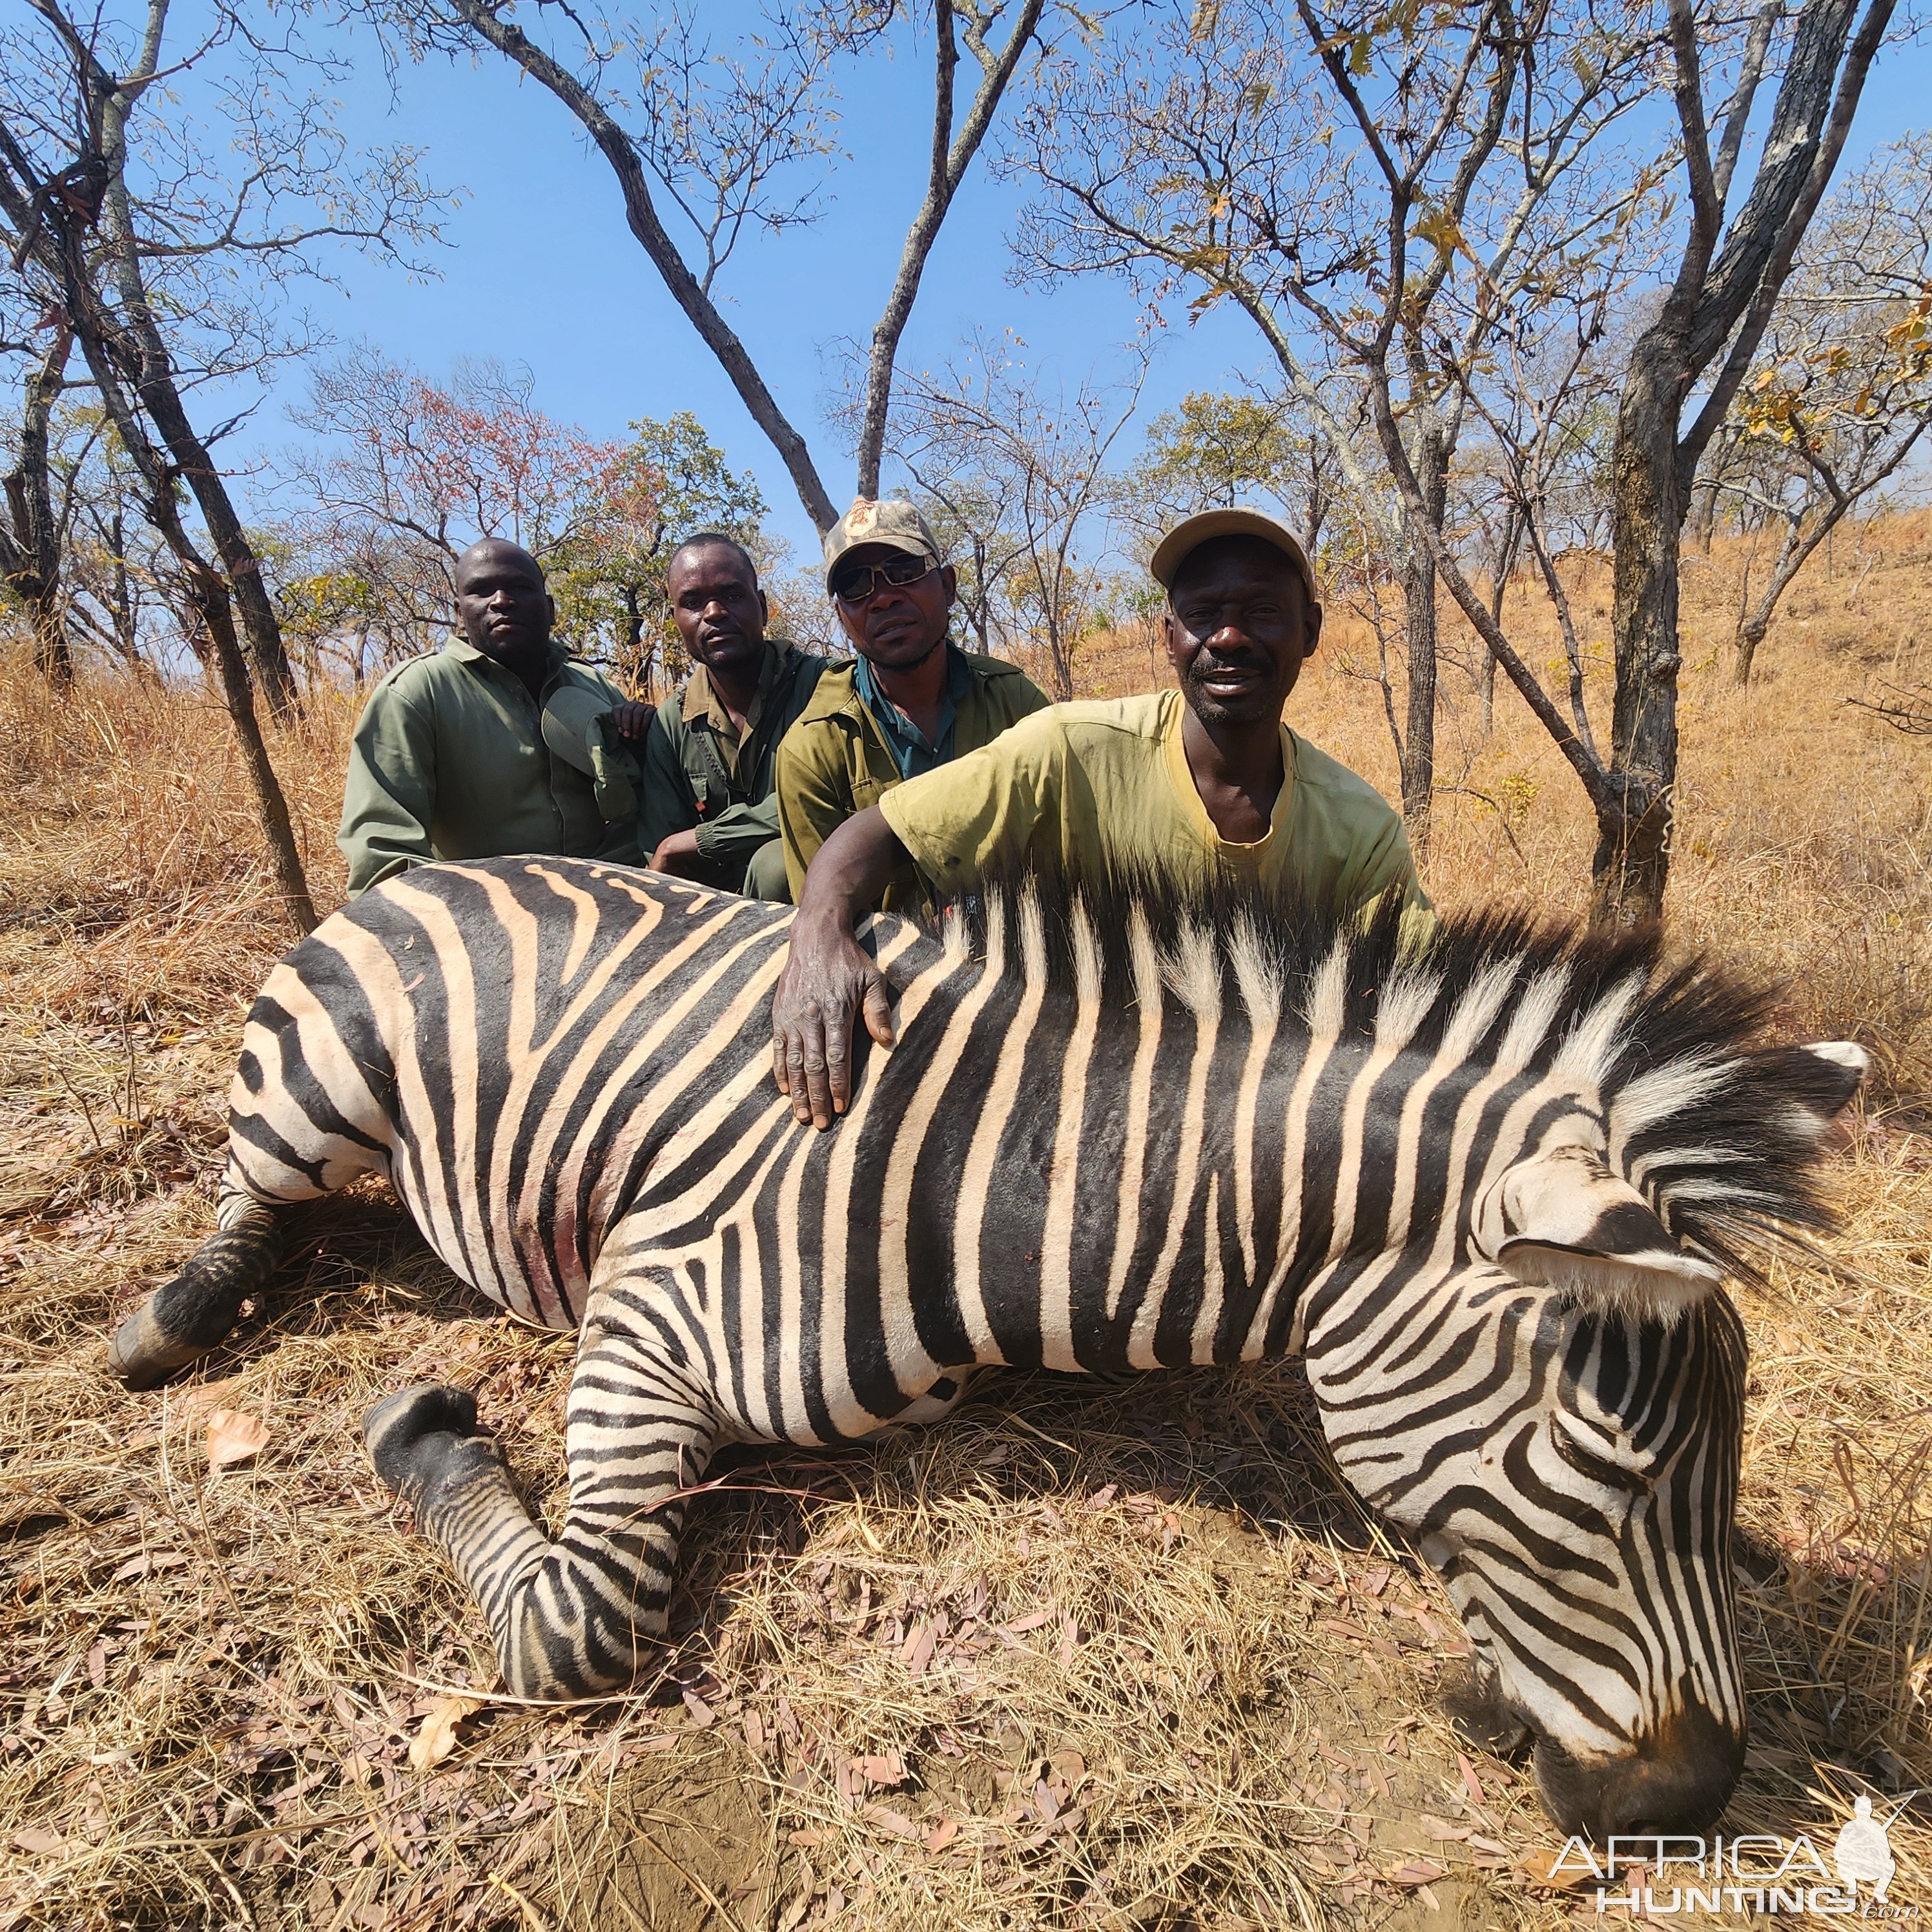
left=384, top=1155, right=581, bottom=1330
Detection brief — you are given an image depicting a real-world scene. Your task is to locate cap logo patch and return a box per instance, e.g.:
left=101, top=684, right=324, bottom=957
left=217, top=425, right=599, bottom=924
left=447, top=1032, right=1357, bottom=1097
left=848, top=502, right=879, bottom=535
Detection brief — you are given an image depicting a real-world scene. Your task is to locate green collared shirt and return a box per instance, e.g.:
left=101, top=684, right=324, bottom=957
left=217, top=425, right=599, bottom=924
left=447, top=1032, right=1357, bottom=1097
left=637, top=640, right=827, bottom=892
left=774, top=648, right=1051, bottom=910
left=338, top=636, right=639, bottom=898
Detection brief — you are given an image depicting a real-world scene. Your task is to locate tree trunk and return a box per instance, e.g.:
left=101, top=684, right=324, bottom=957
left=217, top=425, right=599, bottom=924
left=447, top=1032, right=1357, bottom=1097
left=1688, top=474, right=1721, bottom=551
left=177, top=553, right=318, bottom=933
left=1397, top=429, right=1449, bottom=850
left=1, top=323, right=74, bottom=683
left=1399, top=534, right=1437, bottom=845
left=1479, top=502, right=1521, bottom=741
left=41, top=221, right=318, bottom=934
left=1599, top=340, right=1682, bottom=925
left=1731, top=466, right=1905, bottom=686
left=106, top=511, right=146, bottom=674
left=61, top=0, right=303, bottom=719
left=1732, top=612, right=1767, bottom=685
left=1042, top=611, right=1075, bottom=703
left=125, top=358, right=300, bottom=718
left=965, top=533, right=994, bottom=653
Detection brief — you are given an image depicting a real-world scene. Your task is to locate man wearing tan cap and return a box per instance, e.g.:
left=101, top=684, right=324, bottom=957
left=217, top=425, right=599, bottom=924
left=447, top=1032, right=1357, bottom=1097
left=770, top=506, right=1425, bottom=1127
left=773, top=497, right=1049, bottom=909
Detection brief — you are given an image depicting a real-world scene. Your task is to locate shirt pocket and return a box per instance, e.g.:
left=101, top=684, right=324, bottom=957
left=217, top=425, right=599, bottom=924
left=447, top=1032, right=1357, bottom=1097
left=848, top=739, right=896, bottom=810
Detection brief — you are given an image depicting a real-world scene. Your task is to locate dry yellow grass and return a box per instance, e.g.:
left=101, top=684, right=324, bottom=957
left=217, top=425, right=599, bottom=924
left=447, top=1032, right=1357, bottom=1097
left=0, top=519, right=1928, bottom=1931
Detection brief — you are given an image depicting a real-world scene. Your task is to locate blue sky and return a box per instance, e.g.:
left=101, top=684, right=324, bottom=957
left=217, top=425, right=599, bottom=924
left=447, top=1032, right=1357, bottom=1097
left=244, top=11, right=1926, bottom=572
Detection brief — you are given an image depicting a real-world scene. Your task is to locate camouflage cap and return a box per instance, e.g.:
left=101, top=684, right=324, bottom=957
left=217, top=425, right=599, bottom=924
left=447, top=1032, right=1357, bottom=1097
left=821, top=497, right=945, bottom=592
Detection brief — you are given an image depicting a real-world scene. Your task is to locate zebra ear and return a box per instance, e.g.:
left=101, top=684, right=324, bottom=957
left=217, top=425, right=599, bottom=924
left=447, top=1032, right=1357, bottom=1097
left=1474, top=1143, right=1722, bottom=1326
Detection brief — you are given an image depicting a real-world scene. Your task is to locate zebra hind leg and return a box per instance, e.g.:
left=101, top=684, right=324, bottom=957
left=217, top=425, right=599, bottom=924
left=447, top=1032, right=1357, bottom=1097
left=107, top=1192, right=287, bottom=1390
left=363, top=1327, right=719, bottom=1700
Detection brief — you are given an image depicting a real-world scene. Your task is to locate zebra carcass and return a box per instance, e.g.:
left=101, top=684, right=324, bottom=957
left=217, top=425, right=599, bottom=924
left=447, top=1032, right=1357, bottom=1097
left=107, top=857, right=1865, bottom=1840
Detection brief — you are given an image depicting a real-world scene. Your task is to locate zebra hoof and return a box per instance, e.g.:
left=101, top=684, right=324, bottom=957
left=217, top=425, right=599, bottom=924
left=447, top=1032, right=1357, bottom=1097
left=363, top=1384, right=485, bottom=1501
left=106, top=1302, right=216, bottom=1392
left=107, top=1227, right=278, bottom=1389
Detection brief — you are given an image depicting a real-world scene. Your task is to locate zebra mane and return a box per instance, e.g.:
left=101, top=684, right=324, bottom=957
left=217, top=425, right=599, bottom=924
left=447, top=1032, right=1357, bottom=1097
left=942, top=863, right=1862, bottom=1282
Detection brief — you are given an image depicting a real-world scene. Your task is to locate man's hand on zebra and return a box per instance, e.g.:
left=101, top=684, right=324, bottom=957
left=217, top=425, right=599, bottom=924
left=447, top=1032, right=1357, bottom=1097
left=773, top=807, right=906, bottom=1126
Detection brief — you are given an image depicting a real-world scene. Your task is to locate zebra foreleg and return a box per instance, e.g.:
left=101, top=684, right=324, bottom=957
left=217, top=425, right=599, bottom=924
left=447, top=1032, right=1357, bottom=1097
left=363, top=1328, right=719, bottom=1699
left=107, top=1191, right=287, bottom=1390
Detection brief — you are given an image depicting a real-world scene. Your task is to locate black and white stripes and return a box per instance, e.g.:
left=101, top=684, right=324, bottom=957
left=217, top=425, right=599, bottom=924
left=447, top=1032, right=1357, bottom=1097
left=121, top=855, right=1864, bottom=1838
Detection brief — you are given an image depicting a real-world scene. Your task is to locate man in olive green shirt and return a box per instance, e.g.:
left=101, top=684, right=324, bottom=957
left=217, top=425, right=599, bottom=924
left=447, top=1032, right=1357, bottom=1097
left=637, top=534, right=826, bottom=899
left=770, top=506, right=1425, bottom=1127
left=774, top=498, right=1049, bottom=910
left=338, top=539, right=645, bottom=896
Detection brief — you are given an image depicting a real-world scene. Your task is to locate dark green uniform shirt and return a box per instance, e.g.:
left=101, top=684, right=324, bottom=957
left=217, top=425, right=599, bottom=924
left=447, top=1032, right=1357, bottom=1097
left=637, top=641, right=827, bottom=894
left=338, top=637, right=639, bottom=897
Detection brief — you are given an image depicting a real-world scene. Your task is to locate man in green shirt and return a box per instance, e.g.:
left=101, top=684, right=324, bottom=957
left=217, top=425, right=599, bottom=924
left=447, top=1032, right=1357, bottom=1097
left=338, top=539, right=646, bottom=897
left=637, top=533, right=827, bottom=899
left=774, top=498, right=1049, bottom=910
left=770, top=506, right=1425, bottom=1127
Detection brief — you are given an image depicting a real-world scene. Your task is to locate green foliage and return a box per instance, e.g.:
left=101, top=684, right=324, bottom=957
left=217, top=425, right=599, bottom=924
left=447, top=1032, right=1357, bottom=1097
left=1122, top=389, right=1335, bottom=577
left=276, top=570, right=381, bottom=643
left=287, top=355, right=767, bottom=686
left=545, top=411, right=766, bottom=686
left=1136, top=391, right=1304, bottom=515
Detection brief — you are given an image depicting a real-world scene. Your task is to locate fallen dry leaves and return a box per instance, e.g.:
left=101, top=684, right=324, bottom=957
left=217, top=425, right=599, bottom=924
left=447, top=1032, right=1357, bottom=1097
left=406, top=1694, right=482, bottom=1774
left=203, top=1407, right=269, bottom=1471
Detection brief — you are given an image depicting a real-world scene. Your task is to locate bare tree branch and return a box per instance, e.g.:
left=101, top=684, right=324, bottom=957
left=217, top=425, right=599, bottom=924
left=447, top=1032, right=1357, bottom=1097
left=854, top=0, right=1047, bottom=497
left=438, top=0, right=839, bottom=531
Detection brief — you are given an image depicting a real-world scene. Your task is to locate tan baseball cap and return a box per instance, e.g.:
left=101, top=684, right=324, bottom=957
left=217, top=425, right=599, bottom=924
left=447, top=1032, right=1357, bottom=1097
left=821, top=497, right=945, bottom=591
left=1149, top=506, right=1318, bottom=601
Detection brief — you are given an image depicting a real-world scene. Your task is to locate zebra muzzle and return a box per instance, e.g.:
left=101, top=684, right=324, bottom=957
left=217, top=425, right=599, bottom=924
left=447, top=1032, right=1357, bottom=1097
left=1532, top=1701, right=1747, bottom=1841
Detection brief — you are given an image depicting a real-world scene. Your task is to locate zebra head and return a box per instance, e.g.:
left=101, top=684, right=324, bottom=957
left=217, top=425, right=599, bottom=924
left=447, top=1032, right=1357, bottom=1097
left=958, top=881, right=1865, bottom=1842
left=1308, top=938, right=1867, bottom=1840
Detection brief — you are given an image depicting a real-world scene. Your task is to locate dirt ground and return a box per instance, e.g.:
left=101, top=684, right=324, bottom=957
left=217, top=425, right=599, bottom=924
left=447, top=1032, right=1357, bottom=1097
left=2, top=522, right=1930, bottom=1929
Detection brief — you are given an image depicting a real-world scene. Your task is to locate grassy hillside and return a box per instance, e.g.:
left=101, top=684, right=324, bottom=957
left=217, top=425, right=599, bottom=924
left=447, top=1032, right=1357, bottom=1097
left=1, top=519, right=1927, bottom=1930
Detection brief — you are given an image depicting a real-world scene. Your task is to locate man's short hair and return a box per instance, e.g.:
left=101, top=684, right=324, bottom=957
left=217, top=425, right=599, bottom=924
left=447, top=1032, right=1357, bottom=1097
left=455, top=536, right=547, bottom=586
left=668, top=531, right=759, bottom=581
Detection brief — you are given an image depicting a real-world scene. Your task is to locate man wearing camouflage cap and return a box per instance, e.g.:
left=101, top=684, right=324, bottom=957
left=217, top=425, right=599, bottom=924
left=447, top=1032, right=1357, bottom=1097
left=773, top=497, right=1049, bottom=910
left=772, top=506, right=1426, bottom=1127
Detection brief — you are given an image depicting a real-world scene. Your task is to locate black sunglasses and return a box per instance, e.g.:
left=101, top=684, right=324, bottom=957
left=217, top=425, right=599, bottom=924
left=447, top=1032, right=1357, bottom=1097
left=831, top=552, right=936, bottom=604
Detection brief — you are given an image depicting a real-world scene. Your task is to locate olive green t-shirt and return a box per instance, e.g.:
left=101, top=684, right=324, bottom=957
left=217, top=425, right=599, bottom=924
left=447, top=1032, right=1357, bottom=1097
left=875, top=690, right=1425, bottom=916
